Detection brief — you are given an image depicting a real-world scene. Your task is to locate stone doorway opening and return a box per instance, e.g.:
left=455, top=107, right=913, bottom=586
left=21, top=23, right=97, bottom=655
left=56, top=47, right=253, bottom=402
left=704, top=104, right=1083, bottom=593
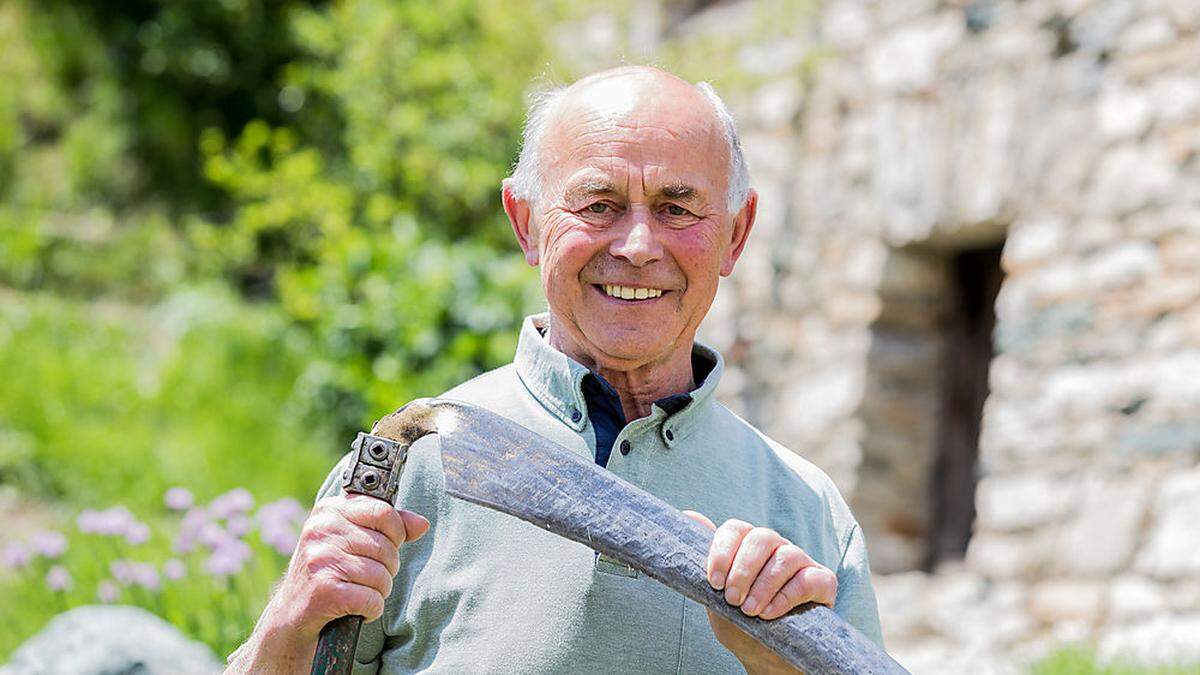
left=853, top=240, right=1006, bottom=573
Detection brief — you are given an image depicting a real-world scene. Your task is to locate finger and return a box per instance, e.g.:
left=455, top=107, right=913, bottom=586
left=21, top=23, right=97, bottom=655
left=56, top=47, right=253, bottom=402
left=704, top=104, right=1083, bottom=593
left=341, top=527, right=402, bottom=577
left=398, top=509, right=430, bottom=542
left=322, top=580, right=388, bottom=622
left=760, top=565, right=839, bottom=619
left=740, top=545, right=807, bottom=617
left=682, top=510, right=717, bottom=531
left=707, top=519, right=753, bottom=590
left=724, top=527, right=785, bottom=608
left=338, top=495, right=408, bottom=548
left=325, top=548, right=395, bottom=598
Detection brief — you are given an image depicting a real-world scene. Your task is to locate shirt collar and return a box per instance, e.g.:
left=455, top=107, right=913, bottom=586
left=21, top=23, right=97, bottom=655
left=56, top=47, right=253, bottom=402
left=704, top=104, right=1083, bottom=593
left=513, top=313, right=724, bottom=446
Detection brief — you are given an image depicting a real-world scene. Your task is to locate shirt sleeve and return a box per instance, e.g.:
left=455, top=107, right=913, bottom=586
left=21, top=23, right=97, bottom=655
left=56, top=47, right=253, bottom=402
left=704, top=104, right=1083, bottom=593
left=314, top=452, right=353, bottom=502
left=834, top=521, right=886, bottom=650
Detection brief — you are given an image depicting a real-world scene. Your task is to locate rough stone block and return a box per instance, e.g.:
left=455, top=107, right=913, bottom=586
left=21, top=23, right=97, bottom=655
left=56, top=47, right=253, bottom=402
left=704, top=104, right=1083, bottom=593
left=1053, top=478, right=1148, bottom=575
left=866, top=14, right=963, bottom=92
left=1097, top=82, right=1152, bottom=140
left=0, top=605, right=221, bottom=675
left=1097, top=613, right=1200, bottom=666
left=1107, top=575, right=1169, bottom=621
left=1003, top=216, right=1068, bottom=269
left=1089, top=143, right=1179, bottom=217
left=975, top=472, right=1075, bottom=532
left=1082, top=241, right=1161, bottom=290
left=1118, top=15, right=1178, bottom=53
left=966, top=531, right=1050, bottom=578
left=1027, top=578, right=1105, bottom=624
left=1135, top=469, right=1200, bottom=579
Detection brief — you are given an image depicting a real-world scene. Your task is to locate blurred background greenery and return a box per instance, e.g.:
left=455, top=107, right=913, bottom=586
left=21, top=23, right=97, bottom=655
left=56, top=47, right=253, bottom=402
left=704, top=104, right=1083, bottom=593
left=0, top=0, right=556, bottom=658
left=0, top=0, right=1182, bottom=671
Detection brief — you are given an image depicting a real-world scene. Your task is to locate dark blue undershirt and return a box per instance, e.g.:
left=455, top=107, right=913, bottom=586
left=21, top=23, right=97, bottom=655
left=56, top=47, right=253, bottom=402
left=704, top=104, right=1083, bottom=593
left=580, top=353, right=713, bottom=467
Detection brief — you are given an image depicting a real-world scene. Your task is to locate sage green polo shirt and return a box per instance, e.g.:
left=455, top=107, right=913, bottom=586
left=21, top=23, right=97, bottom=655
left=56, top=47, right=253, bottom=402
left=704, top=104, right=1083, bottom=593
left=316, top=314, right=884, bottom=674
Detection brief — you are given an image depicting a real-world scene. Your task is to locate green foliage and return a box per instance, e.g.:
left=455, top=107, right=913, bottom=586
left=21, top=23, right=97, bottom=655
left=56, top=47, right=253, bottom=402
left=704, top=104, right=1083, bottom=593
left=0, top=0, right=569, bottom=660
left=1, top=0, right=563, bottom=441
left=0, top=289, right=334, bottom=509
left=1032, top=646, right=1200, bottom=675
left=191, top=0, right=559, bottom=437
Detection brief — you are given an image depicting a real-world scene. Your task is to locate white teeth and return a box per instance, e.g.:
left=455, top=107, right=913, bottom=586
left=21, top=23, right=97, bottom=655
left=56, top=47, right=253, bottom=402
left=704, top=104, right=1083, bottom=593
left=603, top=285, right=664, bottom=301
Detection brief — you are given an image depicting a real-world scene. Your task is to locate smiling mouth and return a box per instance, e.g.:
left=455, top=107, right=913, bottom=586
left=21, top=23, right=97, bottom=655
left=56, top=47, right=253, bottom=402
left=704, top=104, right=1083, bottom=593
left=596, top=284, right=665, bottom=301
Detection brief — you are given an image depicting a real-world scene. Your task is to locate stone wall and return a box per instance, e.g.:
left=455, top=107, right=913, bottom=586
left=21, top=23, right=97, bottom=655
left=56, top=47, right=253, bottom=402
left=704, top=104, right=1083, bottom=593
left=688, top=0, right=1200, bottom=671
left=557, top=0, right=1200, bottom=669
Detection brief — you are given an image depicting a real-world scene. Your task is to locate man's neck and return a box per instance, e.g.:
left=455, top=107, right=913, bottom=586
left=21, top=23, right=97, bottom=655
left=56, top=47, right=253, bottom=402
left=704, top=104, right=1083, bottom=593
left=545, top=323, right=696, bottom=422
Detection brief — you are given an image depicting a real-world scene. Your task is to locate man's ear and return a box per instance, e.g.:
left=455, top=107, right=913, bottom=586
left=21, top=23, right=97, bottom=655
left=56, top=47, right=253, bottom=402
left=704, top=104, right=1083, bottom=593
left=502, top=179, right=539, bottom=267
left=720, top=189, right=757, bottom=277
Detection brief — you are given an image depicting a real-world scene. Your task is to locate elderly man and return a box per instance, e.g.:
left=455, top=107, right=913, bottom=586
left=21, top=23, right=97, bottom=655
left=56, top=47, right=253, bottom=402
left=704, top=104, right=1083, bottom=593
left=230, top=66, right=883, bottom=674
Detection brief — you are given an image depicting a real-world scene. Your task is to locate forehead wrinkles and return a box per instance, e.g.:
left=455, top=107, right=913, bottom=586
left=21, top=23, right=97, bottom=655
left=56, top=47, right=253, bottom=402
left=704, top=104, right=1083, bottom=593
left=545, top=106, right=727, bottom=197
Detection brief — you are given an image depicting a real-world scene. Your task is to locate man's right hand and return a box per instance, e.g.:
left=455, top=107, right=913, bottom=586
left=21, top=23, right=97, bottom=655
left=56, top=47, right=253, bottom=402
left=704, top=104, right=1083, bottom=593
left=226, top=494, right=430, bottom=674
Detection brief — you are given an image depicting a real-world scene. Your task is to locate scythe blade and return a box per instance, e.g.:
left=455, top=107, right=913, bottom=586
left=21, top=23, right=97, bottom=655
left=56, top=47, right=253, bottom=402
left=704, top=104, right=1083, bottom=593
left=315, top=398, right=907, bottom=675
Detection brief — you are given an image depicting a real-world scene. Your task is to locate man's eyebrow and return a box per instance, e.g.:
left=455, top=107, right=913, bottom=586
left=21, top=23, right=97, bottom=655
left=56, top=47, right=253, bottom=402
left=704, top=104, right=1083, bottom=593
left=657, top=183, right=701, bottom=202
left=565, top=180, right=619, bottom=200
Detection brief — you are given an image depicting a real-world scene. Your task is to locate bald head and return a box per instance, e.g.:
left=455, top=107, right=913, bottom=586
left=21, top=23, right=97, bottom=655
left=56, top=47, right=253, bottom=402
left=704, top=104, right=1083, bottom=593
left=508, top=66, right=749, bottom=212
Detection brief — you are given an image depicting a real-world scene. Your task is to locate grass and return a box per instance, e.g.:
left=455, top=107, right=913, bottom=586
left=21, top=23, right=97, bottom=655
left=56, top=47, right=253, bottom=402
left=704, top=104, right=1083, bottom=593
left=0, top=286, right=339, bottom=658
left=1032, top=646, right=1200, bottom=674
left=0, top=286, right=337, bottom=510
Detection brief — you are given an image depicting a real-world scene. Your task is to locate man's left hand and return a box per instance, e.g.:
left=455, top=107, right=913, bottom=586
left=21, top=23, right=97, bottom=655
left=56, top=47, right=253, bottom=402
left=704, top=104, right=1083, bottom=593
left=682, top=511, right=838, bottom=675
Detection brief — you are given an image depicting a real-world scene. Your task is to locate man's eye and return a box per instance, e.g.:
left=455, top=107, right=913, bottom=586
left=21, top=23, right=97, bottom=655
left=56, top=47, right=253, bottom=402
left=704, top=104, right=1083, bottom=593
left=665, top=204, right=689, bottom=216
left=586, top=203, right=611, bottom=214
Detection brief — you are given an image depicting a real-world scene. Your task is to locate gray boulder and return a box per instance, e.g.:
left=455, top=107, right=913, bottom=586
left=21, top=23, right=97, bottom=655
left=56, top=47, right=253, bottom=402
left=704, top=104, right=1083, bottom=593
left=1, top=605, right=222, bottom=675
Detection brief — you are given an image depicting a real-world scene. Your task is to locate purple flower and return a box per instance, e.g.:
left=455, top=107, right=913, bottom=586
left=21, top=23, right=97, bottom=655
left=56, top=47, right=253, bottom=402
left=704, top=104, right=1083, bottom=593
left=110, top=560, right=161, bottom=591
left=163, top=558, right=186, bottom=581
left=30, top=531, right=68, bottom=559
left=76, top=509, right=105, bottom=534
left=2, top=542, right=31, bottom=569
left=76, top=506, right=139, bottom=538
left=203, top=539, right=252, bottom=577
left=164, top=487, right=194, bottom=511
left=131, top=562, right=161, bottom=592
left=174, top=508, right=209, bottom=553
left=209, top=488, right=254, bottom=520
left=260, top=528, right=300, bottom=554
left=257, top=498, right=307, bottom=526
left=45, top=565, right=73, bottom=592
left=226, top=514, right=252, bottom=538
left=110, top=559, right=135, bottom=586
left=257, top=498, right=308, bottom=556
left=199, top=522, right=232, bottom=549
left=124, top=521, right=151, bottom=545
left=97, top=580, right=119, bottom=603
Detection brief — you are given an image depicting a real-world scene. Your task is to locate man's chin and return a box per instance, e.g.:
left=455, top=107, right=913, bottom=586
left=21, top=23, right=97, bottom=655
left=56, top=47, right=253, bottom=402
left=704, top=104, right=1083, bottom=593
left=580, top=332, right=674, bottom=368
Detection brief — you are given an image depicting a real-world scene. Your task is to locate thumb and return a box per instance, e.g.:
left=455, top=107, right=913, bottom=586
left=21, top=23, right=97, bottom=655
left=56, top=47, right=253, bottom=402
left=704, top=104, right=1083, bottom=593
left=682, top=509, right=717, bottom=532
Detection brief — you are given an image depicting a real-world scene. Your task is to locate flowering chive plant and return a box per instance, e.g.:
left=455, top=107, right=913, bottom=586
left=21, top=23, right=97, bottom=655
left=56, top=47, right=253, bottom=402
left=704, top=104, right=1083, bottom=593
left=0, top=488, right=310, bottom=657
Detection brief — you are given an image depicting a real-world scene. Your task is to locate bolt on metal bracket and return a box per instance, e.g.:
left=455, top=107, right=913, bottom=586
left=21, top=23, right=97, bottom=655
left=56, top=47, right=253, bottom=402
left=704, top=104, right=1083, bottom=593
left=340, top=432, right=407, bottom=502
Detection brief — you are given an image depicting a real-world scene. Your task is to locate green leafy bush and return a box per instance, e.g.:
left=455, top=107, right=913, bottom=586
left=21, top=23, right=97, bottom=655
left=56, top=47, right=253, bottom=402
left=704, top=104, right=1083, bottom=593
left=0, top=289, right=335, bottom=508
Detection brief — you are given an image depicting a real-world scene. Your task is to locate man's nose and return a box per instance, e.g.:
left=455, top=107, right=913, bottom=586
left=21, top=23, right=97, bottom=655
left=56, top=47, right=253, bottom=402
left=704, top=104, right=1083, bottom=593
left=609, top=211, right=663, bottom=267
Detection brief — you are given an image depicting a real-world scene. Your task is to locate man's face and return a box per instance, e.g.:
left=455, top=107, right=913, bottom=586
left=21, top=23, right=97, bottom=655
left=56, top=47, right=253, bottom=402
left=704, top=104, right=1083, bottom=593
left=508, top=72, right=755, bottom=371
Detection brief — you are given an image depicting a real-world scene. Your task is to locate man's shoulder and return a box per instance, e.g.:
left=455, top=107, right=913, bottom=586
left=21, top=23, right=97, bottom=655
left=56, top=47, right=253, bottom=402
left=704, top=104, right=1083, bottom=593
left=440, top=362, right=521, bottom=404
left=705, top=402, right=855, bottom=516
left=711, top=403, right=836, bottom=477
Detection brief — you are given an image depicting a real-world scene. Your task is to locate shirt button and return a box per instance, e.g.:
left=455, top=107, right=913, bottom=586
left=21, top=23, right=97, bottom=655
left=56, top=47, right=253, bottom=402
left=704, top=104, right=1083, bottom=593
left=665, top=429, right=674, bottom=441
left=619, top=440, right=631, bottom=456
left=570, top=409, right=582, bottom=423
